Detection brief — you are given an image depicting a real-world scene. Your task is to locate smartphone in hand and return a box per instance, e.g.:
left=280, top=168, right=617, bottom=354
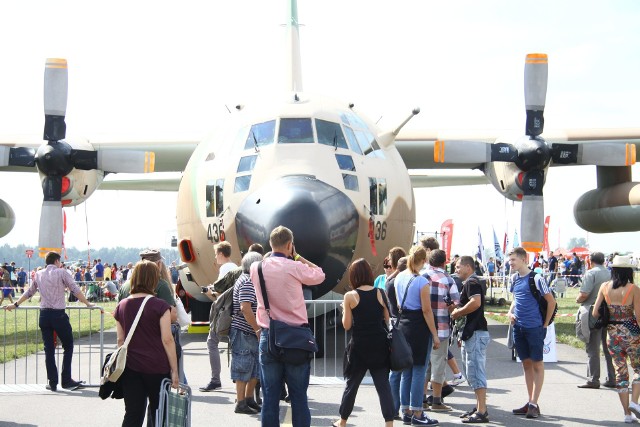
left=201, top=287, right=208, bottom=293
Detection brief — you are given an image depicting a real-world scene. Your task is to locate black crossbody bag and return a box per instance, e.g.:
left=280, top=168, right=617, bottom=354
left=257, top=262, right=318, bottom=365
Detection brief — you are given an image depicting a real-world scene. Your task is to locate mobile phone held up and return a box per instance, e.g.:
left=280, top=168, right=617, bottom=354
left=201, top=287, right=208, bottom=293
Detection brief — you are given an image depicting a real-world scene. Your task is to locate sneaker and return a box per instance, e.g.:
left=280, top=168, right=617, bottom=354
left=234, top=400, right=259, bottom=415
left=626, top=414, right=639, bottom=424
left=199, top=381, right=221, bottom=392
left=61, top=380, right=85, bottom=390
left=246, top=398, right=261, bottom=412
left=411, top=412, right=439, bottom=425
left=512, top=402, right=530, bottom=415
left=430, top=403, right=452, bottom=412
left=526, top=403, right=540, bottom=419
left=45, top=381, right=57, bottom=392
left=630, top=402, right=640, bottom=419
left=403, top=413, right=413, bottom=425
left=450, top=374, right=466, bottom=386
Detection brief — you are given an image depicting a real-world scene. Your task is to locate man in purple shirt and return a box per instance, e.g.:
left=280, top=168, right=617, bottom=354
left=250, top=226, right=325, bottom=427
left=4, top=251, right=94, bottom=391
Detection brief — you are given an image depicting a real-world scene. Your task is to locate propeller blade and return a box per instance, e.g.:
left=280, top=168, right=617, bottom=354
left=520, top=195, right=544, bottom=254
left=524, top=53, right=548, bottom=137
left=551, top=142, right=637, bottom=166
left=433, top=141, right=517, bottom=164
left=96, top=150, right=155, bottom=173
left=43, top=58, right=68, bottom=142
left=519, top=169, right=545, bottom=253
left=0, top=146, right=37, bottom=167
left=38, top=176, right=63, bottom=257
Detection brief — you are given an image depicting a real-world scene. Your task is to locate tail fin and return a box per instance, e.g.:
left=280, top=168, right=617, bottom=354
left=285, top=0, right=303, bottom=92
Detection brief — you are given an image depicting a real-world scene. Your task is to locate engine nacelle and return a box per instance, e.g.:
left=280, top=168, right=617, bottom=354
left=574, top=182, right=640, bottom=232
left=0, top=199, right=16, bottom=238
left=37, top=138, right=104, bottom=207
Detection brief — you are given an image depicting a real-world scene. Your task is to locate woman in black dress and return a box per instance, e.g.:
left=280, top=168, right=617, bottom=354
left=333, top=258, right=394, bottom=427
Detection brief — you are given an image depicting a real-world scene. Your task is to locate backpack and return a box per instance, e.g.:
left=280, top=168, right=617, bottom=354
left=211, top=286, right=235, bottom=339
left=527, top=274, right=558, bottom=325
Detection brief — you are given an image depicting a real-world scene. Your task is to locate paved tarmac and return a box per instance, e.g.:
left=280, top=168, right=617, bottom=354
left=0, top=319, right=627, bottom=426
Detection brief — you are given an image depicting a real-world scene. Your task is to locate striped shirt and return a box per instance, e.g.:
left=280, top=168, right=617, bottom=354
left=231, top=273, right=257, bottom=334
left=424, top=266, right=460, bottom=339
left=24, top=264, right=81, bottom=309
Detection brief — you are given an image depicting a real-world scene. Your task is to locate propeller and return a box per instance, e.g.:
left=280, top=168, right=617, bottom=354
left=3, top=58, right=156, bottom=257
left=432, top=53, right=636, bottom=254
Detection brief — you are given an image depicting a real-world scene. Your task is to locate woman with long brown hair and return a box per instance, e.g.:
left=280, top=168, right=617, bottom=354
left=333, top=258, right=394, bottom=427
left=114, top=260, right=178, bottom=427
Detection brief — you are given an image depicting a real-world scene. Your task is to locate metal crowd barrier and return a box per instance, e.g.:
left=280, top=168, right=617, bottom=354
left=307, top=299, right=348, bottom=381
left=1, top=306, right=105, bottom=387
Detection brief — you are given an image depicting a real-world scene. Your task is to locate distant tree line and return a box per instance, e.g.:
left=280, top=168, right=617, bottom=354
left=0, top=244, right=180, bottom=270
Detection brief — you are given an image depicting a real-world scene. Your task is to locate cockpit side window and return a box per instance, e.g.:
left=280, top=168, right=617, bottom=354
left=244, top=120, right=276, bottom=150
left=278, top=118, right=314, bottom=144
left=335, top=154, right=355, bottom=172
left=237, top=155, right=257, bottom=173
left=206, top=179, right=225, bottom=217
left=368, top=177, right=387, bottom=215
left=316, top=119, right=348, bottom=149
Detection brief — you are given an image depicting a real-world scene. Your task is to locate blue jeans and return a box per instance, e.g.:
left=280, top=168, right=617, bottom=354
left=39, top=309, right=74, bottom=385
left=400, top=334, right=432, bottom=411
left=259, top=329, right=311, bottom=427
left=461, top=330, right=490, bottom=390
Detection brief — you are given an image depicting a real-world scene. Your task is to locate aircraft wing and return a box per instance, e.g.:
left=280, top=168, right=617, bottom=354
left=100, top=173, right=182, bottom=191
left=409, top=171, right=488, bottom=188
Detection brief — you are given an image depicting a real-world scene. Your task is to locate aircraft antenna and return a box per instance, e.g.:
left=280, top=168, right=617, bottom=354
left=225, top=105, right=231, bottom=114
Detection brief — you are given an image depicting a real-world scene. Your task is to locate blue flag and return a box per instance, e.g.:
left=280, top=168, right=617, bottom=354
left=493, top=227, right=504, bottom=261
left=477, top=227, right=485, bottom=263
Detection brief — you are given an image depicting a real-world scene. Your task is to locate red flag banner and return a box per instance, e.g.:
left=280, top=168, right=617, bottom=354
left=440, top=219, right=454, bottom=262
left=543, top=216, right=550, bottom=253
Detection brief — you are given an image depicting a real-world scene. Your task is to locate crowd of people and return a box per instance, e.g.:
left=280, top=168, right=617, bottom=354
left=2, top=232, right=640, bottom=426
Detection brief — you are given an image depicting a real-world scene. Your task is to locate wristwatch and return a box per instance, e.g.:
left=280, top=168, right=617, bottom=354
left=14, top=301, right=19, bottom=308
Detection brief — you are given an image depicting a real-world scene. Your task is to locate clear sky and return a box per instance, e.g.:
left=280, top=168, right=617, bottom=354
left=1, top=0, right=639, bottom=256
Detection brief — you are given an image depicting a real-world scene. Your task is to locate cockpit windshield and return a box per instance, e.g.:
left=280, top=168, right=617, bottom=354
left=278, top=118, right=314, bottom=144
left=316, top=119, right=348, bottom=149
left=244, top=120, right=276, bottom=150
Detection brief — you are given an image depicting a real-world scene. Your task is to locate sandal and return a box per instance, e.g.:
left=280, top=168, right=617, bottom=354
left=462, top=411, right=489, bottom=423
left=460, top=407, right=477, bottom=418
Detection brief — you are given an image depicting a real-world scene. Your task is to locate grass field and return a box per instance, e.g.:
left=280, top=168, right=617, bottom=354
left=483, top=285, right=587, bottom=349
left=0, top=297, right=118, bottom=363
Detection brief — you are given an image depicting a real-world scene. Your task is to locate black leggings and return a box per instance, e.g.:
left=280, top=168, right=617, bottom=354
left=121, top=367, right=170, bottom=427
left=339, top=364, right=395, bottom=422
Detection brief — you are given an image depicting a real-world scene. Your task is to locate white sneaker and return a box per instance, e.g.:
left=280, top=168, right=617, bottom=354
left=450, top=374, right=466, bottom=387
left=630, top=402, right=640, bottom=419
left=625, top=413, right=638, bottom=424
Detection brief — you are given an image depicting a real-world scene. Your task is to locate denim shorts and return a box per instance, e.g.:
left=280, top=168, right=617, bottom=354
left=229, top=328, right=259, bottom=382
left=513, top=324, right=545, bottom=362
left=461, top=330, right=490, bottom=390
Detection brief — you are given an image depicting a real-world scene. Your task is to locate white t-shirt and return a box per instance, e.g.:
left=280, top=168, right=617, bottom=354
left=218, top=262, right=238, bottom=280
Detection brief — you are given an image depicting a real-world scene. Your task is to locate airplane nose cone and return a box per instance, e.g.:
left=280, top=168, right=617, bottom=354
left=235, top=175, right=359, bottom=298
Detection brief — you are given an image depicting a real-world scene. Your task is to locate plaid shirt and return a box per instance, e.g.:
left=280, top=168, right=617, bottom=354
left=423, top=266, right=460, bottom=339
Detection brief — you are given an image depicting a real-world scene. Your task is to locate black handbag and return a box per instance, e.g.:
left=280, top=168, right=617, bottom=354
left=257, top=262, right=318, bottom=365
left=384, top=276, right=414, bottom=372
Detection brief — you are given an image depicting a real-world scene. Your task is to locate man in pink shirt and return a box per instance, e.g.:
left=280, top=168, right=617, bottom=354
left=251, top=226, right=325, bottom=427
left=4, top=251, right=94, bottom=391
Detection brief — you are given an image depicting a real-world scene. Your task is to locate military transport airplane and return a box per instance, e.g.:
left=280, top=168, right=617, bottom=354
left=1, top=1, right=639, bottom=315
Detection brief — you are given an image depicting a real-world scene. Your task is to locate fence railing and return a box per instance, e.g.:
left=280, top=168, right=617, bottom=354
left=307, top=300, right=348, bottom=380
left=1, top=306, right=105, bottom=387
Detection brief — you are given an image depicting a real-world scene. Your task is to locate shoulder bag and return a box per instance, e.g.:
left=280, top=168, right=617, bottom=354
left=384, top=276, right=414, bottom=371
left=101, top=295, right=152, bottom=384
left=257, top=262, right=318, bottom=365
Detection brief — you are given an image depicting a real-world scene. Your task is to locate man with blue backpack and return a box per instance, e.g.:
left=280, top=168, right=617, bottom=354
left=507, top=247, right=557, bottom=420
